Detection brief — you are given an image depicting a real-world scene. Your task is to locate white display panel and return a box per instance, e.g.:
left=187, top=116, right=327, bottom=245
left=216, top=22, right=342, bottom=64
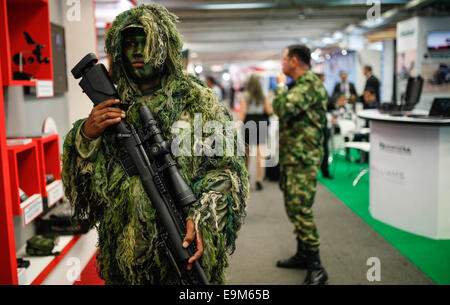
left=368, top=120, right=450, bottom=239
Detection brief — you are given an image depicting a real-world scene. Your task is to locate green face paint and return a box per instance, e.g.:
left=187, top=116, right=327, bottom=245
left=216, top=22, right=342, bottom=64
left=122, top=33, right=158, bottom=82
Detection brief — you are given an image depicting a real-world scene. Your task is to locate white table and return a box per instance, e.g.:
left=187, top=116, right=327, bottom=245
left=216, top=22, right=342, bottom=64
left=358, top=109, right=450, bottom=239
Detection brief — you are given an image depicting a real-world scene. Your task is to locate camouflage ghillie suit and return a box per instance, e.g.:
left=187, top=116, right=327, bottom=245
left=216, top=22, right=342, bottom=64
left=272, top=70, right=327, bottom=252
left=61, top=4, right=248, bottom=284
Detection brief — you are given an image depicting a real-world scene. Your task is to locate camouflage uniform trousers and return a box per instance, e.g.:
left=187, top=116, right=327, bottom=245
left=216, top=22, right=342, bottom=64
left=279, top=160, right=320, bottom=252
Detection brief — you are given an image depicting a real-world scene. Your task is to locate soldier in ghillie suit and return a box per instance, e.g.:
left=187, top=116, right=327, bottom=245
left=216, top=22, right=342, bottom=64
left=61, top=4, right=249, bottom=284
left=272, top=44, right=328, bottom=285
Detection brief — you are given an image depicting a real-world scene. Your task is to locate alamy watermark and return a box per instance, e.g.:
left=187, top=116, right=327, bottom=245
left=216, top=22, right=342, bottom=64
left=170, top=114, right=279, bottom=167
left=66, top=0, right=81, bottom=22
left=366, top=257, right=381, bottom=282
left=66, top=256, right=81, bottom=282
left=366, top=0, right=381, bottom=21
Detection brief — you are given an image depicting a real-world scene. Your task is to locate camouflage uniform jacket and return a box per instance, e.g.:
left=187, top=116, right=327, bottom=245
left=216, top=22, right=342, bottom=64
left=272, top=70, right=328, bottom=166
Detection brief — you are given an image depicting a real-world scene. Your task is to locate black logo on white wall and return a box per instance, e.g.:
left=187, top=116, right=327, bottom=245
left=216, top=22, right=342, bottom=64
left=379, top=142, right=412, bottom=155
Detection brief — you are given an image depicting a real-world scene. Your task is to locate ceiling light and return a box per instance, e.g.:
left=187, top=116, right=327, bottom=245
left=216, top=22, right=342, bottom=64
left=333, top=31, right=343, bottom=40
left=321, top=37, right=335, bottom=45
left=194, top=65, right=203, bottom=74
left=119, top=0, right=134, bottom=11
left=311, top=48, right=321, bottom=61
left=211, top=65, right=223, bottom=72
left=345, top=24, right=357, bottom=33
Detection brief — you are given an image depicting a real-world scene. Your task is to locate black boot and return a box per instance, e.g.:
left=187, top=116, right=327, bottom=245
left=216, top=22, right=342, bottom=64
left=302, top=250, right=328, bottom=285
left=276, top=239, right=308, bottom=269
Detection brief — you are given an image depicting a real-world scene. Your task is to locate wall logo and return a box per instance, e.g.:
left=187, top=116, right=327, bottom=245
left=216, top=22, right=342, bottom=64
left=372, top=166, right=405, bottom=184
left=379, top=141, right=412, bottom=155
left=400, top=29, right=415, bottom=38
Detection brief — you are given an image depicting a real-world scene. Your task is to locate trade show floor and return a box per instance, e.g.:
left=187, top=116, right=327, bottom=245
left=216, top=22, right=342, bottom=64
left=73, top=157, right=443, bottom=285
left=317, top=156, right=450, bottom=285
left=226, top=168, right=434, bottom=285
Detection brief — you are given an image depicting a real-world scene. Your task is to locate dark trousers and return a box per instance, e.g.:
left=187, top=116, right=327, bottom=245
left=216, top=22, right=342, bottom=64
left=320, top=126, right=330, bottom=176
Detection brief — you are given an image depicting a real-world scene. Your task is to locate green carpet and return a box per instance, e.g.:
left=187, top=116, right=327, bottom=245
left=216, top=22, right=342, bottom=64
left=319, top=152, right=450, bottom=285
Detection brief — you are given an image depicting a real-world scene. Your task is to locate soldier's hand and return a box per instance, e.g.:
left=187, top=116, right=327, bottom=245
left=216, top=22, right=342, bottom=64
left=183, top=219, right=204, bottom=271
left=83, top=99, right=126, bottom=139
left=276, top=72, right=287, bottom=85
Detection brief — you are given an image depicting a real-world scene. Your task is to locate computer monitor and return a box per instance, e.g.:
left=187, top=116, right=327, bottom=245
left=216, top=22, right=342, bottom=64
left=51, top=23, right=68, bottom=94
left=427, top=31, right=450, bottom=52
left=429, top=98, right=450, bottom=117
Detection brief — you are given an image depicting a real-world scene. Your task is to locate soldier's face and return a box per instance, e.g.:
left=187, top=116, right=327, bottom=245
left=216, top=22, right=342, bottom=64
left=282, top=49, right=294, bottom=77
left=122, top=32, right=158, bottom=82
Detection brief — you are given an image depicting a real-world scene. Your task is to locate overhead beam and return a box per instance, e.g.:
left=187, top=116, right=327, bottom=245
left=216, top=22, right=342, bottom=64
left=151, top=0, right=409, bottom=11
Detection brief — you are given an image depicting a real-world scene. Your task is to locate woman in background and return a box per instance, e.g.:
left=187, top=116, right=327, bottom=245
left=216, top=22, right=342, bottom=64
left=238, top=74, right=272, bottom=191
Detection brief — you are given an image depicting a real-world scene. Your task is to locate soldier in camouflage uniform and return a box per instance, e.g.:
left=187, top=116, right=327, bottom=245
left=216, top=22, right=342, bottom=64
left=272, top=44, right=328, bottom=285
left=61, top=4, right=248, bottom=284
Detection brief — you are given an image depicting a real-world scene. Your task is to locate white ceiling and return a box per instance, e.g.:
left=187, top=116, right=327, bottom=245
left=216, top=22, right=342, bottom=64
left=94, top=0, right=438, bottom=66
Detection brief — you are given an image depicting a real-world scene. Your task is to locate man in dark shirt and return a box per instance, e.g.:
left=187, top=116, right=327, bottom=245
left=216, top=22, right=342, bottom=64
left=363, top=86, right=379, bottom=109
left=333, top=71, right=357, bottom=101
left=363, top=65, right=380, bottom=104
left=316, top=73, right=332, bottom=179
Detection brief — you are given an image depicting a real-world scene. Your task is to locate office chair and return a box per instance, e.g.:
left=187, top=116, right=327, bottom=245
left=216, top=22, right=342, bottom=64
left=343, top=141, right=370, bottom=186
left=335, top=120, right=371, bottom=186
left=329, top=119, right=355, bottom=176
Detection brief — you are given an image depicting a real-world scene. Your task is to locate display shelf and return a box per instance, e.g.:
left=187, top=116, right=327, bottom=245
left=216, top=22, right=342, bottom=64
left=16, top=234, right=81, bottom=285
left=0, top=44, right=17, bottom=285
left=0, top=0, right=55, bottom=285
left=0, top=0, right=53, bottom=86
left=32, top=134, right=61, bottom=201
left=7, top=141, right=42, bottom=217
left=9, top=79, right=37, bottom=86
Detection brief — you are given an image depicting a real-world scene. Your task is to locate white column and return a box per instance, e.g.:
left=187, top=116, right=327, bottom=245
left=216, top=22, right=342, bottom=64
left=63, top=0, right=97, bottom=127
left=382, top=39, right=395, bottom=103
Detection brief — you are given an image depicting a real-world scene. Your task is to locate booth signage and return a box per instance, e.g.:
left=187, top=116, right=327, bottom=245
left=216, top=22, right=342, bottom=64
left=21, top=194, right=44, bottom=226
left=47, top=180, right=64, bottom=207
left=36, top=80, right=54, bottom=98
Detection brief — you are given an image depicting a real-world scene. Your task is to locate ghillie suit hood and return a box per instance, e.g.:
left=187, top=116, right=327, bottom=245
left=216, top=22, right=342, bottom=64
left=106, top=4, right=184, bottom=101
left=62, top=4, right=249, bottom=284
